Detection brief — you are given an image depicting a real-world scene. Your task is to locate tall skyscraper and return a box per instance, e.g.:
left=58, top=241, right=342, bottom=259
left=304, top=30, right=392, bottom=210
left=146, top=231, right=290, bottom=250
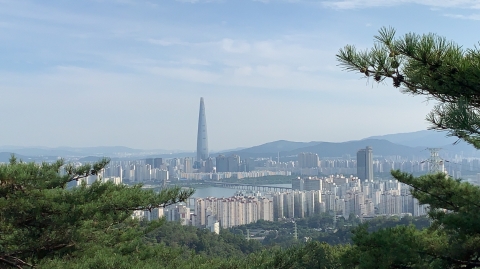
left=216, top=155, right=228, bottom=172
left=196, top=97, right=209, bottom=163
left=153, top=158, right=163, bottom=169
left=357, top=146, right=373, bottom=180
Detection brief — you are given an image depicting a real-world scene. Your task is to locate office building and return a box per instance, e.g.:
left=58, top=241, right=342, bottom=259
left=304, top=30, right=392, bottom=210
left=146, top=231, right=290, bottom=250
left=153, top=158, right=163, bottom=169
left=357, top=146, right=373, bottom=181
left=216, top=155, right=228, bottom=172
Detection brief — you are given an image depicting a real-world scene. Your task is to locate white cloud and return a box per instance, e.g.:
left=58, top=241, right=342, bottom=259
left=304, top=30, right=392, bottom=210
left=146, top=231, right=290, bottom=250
left=175, top=0, right=223, bottom=3
left=255, top=64, right=289, bottom=77
left=177, top=58, right=211, bottom=66
left=322, top=0, right=480, bottom=9
left=233, top=66, right=253, bottom=76
left=176, top=0, right=200, bottom=3
left=147, top=38, right=189, bottom=46
left=444, top=13, right=480, bottom=20
left=148, top=67, right=220, bottom=84
left=221, top=39, right=251, bottom=53
left=297, top=66, right=321, bottom=72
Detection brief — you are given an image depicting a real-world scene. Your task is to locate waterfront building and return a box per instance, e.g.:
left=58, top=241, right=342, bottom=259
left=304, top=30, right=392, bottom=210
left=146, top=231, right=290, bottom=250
left=292, top=177, right=303, bottom=190
left=304, top=177, right=322, bottom=191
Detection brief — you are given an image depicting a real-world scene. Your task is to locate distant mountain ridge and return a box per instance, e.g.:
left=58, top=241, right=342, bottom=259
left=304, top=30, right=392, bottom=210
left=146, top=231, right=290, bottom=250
left=236, top=140, right=321, bottom=154
left=0, top=146, right=181, bottom=158
left=365, top=130, right=458, bottom=147
left=222, top=139, right=429, bottom=159
left=1, top=130, right=479, bottom=161
left=220, top=130, right=479, bottom=159
left=365, top=130, right=479, bottom=157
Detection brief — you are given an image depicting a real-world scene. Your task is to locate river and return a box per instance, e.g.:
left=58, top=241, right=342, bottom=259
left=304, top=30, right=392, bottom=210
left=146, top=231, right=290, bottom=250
left=191, top=184, right=292, bottom=198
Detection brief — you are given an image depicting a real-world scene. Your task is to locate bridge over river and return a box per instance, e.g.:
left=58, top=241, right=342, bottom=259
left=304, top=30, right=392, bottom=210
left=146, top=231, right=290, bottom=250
left=203, top=181, right=292, bottom=193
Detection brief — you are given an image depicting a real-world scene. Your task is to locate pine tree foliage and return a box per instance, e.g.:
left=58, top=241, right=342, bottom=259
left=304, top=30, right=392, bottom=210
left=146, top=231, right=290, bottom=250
left=337, top=28, right=480, bottom=268
left=0, top=156, right=194, bottom=268
left=337, top=27, right=480, bottom=149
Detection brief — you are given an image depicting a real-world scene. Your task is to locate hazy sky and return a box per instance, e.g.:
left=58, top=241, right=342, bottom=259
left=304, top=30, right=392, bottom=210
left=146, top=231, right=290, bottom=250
left=1, top=0, right=479, bottom=151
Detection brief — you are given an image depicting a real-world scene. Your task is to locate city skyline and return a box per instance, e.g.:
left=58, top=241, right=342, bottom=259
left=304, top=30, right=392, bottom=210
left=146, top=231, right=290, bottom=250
left=0, top=128, right=465, bottom=155
left=2, top=1, right=479, bottom=150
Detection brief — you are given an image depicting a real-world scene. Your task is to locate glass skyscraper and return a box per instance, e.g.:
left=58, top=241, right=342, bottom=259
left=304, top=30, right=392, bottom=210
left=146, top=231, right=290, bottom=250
left=357, top=146, right=373, bottom=180
left=196, top=97, right=209, bottom=163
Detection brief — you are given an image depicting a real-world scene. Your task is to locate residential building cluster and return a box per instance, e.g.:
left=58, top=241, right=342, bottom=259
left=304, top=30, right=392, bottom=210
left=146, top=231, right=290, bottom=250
left=135, top=175, right=429, bottom=230
left=193, top=195, right=273, bottom=229
left=273, top=175, right=428, bottom=221
left=73, top=151, right=480, bottom=186
left=80, top=158, right=292, bottom=184
left=132, top=194, right=273, bottom=233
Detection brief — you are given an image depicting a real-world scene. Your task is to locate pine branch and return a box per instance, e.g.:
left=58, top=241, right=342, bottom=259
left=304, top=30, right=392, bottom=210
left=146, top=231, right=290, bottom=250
left=0, top=255, right=34, bottom=269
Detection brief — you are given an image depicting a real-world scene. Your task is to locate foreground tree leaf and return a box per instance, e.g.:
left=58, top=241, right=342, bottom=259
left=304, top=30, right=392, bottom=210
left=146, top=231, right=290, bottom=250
left=0, top=157, right=194, bottom=268
left=338, top=28, right=480, bottom=268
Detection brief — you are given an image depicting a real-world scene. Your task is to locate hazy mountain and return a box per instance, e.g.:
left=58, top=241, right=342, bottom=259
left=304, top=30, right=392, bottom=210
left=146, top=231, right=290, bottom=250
left=287, top=139, right=427, bottom=158
left=0, top=152, right=59, bottom=163
left=221, top=139, right=427, bottom=159
left=233, top=140, right=321, bottom=154
left=0, top=152, right=24, bottom=162
left=3, top=130, right=479, bottom=161
left=228, top=130, right=478, bottom=158
left=366, top=130, right=458, bottom=147
left=214, top=147, right=247, bottom=154
left=0, top=146, right=177, bottom=158
left=56, top=146, right=145, bottom=155
left=365, top=130, right=480, bottom=158
left=77, top=156, right=108, bottom=162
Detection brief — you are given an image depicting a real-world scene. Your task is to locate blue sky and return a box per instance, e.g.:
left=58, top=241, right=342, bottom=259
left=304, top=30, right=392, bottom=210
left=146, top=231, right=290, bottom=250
left=1, top=0, right=479, bottom=150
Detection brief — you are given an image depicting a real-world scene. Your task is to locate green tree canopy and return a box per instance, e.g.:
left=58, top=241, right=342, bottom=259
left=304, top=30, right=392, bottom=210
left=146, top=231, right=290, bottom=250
left=0, top=156, right=194, bottom=268
left=337, top=28, right=480, bottom=268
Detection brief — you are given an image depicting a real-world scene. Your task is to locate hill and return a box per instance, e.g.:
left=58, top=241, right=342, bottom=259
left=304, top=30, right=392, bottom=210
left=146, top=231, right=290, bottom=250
left=234, top=140, right=320, bottom=154
left=366, top=130, right=457, bottom=147
left=3, top=130, right=479, bottom=161
left=222, top=139, right=428, bottom=159
left=287, top=139, right=427, bottom=158
left=366, top=130, right=479, bottom=158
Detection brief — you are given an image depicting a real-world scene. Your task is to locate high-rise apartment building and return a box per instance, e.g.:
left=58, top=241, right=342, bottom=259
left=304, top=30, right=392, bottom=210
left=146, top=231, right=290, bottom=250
left=297, top=152, right=320, bottom=168
left=227, top=155, right=240, bottom=172
left=216, top=155, right=228, bottom=172
left=357, top=146, right=373, bottom=181
left=304, top=177, right=322, bottom=191
left=183, top=157, right=193, bottom=173
left=196, top=97, right=209, bottom=164
left=216, top=154, right=240, bottom=172
left=204, top=157, right=214, bottom=173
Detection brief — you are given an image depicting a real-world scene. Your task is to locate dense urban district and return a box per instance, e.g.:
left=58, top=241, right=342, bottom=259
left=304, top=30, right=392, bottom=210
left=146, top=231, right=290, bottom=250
left=3, top=28, right=480, bottom=269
